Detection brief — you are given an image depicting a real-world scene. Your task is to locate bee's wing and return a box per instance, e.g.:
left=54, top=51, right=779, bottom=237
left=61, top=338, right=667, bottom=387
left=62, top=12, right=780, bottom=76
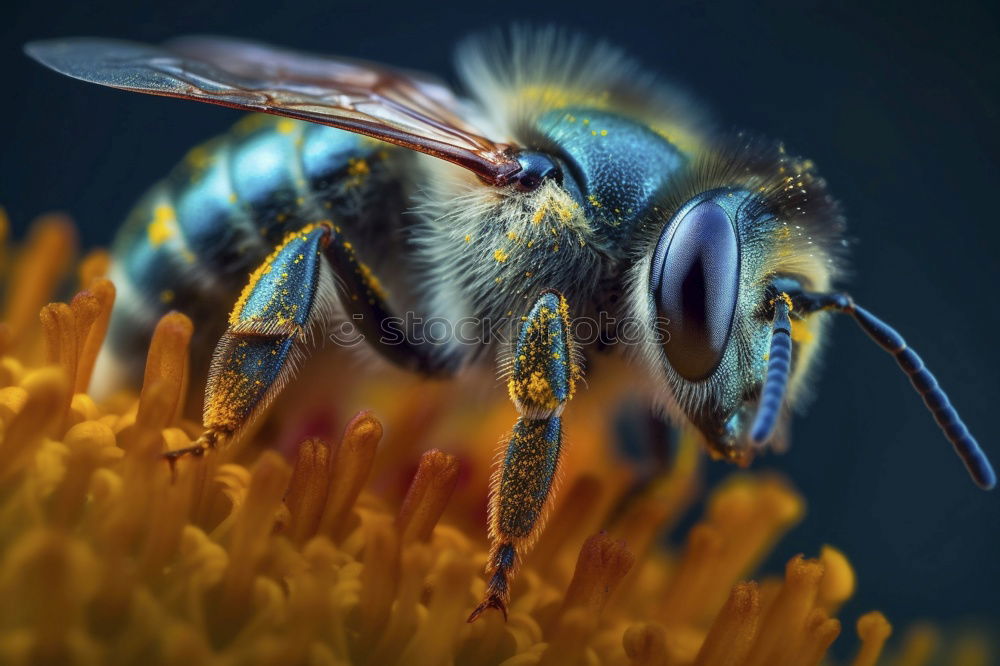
left=25, top=36, right=521, bottom=185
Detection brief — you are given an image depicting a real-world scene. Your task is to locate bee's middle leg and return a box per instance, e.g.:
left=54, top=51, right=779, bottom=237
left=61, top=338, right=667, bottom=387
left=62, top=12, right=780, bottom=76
left=469, top=289, right=580, bottom=622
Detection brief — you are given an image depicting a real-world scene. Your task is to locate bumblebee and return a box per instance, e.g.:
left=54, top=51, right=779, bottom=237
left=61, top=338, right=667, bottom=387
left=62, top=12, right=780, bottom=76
left=26, top=30, right=994, bottom=620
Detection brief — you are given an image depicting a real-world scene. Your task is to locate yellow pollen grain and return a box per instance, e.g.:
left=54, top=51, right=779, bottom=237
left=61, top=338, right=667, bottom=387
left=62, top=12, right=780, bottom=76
left=184, top=144, right=211, bottom=170
left=790, top=319, right=814, bottom=343
left=347, top=158, right=370, bottom=178
left=777, top=291, right=794, bottom=311
left=518, top=372, right=556, bottom=408
left=357, top=262, right=388, bottom=302
left=147, top=205, right=177, bottom=247
left=233, top=112, right=268, bottom=134
left=494, top=248, right=509, bottom=263
left=464, top=234, right=471, bottom=243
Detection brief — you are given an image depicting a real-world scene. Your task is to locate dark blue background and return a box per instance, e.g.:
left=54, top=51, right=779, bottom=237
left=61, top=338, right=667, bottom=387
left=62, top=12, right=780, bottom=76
left=4, top=0, right=998, bottom=645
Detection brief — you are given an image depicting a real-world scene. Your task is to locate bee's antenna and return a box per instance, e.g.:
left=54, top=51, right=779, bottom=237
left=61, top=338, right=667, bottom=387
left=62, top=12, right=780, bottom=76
left=750, top=294, right=793, bottom=445
left=792, top=288, right=996, bottom=490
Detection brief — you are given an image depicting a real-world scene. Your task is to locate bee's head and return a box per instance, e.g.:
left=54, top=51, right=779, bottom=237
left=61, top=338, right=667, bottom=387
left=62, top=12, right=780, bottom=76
left=626, top=139, right=994, bottom=489
left=625, top=138, right=846, bottom=463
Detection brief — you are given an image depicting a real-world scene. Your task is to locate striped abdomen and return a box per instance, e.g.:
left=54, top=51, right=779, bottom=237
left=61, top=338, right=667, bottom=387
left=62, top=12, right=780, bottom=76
left=100, top=114, right=406, bottom=389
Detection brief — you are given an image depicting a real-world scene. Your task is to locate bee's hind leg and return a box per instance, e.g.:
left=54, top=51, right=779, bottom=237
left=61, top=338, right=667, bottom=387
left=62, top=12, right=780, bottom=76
left=166, top=220, right=462, bottom=467
left=161, top=222, right=342, bottom=465
left=469, top=289, right=581, bottom=622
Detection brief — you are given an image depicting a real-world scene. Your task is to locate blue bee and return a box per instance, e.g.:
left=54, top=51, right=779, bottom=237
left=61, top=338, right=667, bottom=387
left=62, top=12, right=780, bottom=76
left=26, top=29, right=994, bottom=620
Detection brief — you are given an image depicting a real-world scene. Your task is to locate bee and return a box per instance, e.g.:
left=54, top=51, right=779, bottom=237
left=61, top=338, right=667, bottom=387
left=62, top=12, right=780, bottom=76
left=26, top=30, right=994, bottom=620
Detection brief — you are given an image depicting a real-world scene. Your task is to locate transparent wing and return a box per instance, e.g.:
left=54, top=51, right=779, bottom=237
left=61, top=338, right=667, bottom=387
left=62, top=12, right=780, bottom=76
left=25, top=36, right=521, bottom=185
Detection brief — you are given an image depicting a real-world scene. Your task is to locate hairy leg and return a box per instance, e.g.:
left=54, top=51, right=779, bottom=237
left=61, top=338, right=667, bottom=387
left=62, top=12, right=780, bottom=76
left=165, top=222, right=338, bottom=461
left=469, top=290, right=581, bottom=621
left=166, top=219, right=465, bottom=464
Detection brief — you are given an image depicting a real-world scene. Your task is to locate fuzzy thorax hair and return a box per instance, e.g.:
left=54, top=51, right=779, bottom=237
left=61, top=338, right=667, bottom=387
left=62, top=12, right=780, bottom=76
left=413, top=155, right=603, bottom=337
left=411, top=27, right=714, bottom=341
left=454, top=27, right=710, bottom=154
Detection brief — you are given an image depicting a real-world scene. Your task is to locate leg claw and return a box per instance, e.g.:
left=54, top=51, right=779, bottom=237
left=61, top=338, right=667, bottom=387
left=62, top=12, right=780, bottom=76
left=162, top=429, right=226, bottom=480
left=467, top=595, right=508, bottom=623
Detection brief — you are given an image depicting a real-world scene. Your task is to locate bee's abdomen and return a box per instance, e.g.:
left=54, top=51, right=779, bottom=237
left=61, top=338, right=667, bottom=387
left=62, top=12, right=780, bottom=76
left=100, top=115, right=403, bottom=389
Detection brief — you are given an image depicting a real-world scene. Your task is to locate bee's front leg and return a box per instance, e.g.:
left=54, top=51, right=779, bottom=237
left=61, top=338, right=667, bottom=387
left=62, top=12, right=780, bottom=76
left=165, top=222, right=339, bottom=462
left=469, top=290, right=581, bottom=622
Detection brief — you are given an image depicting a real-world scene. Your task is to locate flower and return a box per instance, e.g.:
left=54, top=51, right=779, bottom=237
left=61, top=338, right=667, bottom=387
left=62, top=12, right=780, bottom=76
left=0, top=211, right=991, bottom=665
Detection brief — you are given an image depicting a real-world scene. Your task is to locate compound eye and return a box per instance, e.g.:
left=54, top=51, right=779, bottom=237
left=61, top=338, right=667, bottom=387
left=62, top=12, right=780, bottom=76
left=513, top=151, right=563, bottom=191
left=650, top=200, right=740, bottom=381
